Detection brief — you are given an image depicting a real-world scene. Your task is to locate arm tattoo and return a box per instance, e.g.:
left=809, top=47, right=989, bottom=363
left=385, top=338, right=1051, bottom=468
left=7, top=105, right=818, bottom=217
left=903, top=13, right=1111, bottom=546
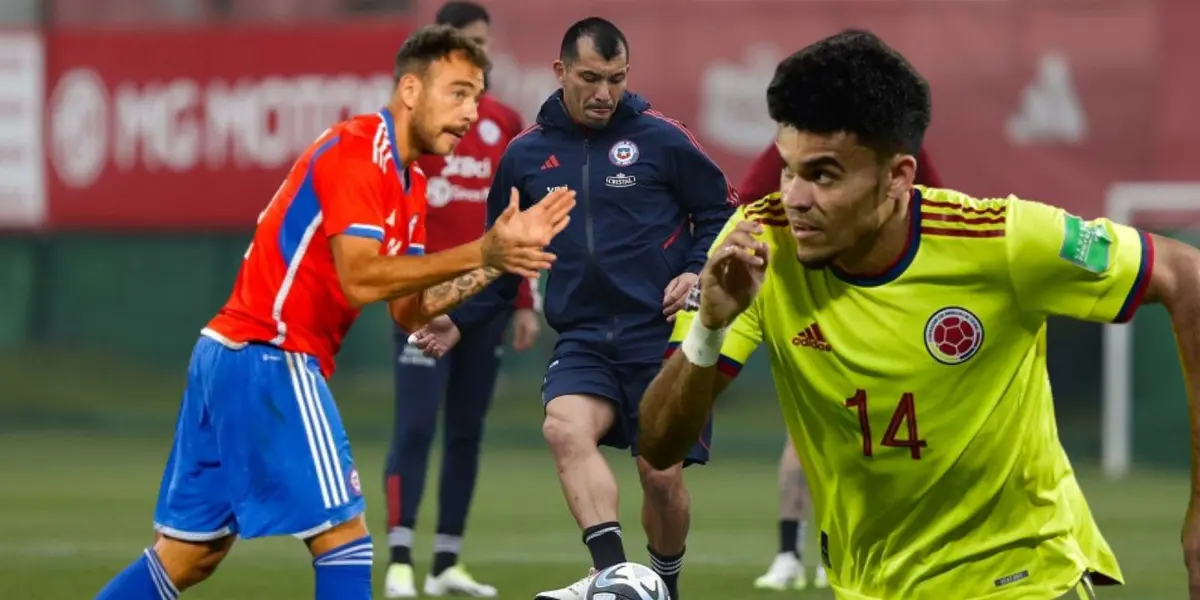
left=419, top=266, right=503, bottom=317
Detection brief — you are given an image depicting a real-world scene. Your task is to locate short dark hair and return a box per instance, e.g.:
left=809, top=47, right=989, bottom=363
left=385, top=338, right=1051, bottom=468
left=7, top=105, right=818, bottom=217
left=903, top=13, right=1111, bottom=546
left=766, top=29, right=931, bottom=157
left=393, top=24, right=490, bottom=83
left=435, top=1, right=489, bottom=29
left=560, top=17, right=628, bottom=64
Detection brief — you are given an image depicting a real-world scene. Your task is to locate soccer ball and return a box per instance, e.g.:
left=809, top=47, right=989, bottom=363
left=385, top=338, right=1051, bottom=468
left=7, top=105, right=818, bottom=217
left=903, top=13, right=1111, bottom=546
left=586, top=562, right=669, bottom=600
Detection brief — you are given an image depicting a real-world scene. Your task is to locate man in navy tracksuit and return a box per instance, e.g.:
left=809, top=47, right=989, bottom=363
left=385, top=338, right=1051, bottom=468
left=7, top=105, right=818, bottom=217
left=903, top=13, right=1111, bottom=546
left=412, top=17, right=736, bottom=600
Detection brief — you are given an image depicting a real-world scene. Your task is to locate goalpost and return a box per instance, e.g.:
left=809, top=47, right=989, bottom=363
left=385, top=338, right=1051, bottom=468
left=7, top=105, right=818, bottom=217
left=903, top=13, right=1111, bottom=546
left=1102, top=182, right=1200, bottom=479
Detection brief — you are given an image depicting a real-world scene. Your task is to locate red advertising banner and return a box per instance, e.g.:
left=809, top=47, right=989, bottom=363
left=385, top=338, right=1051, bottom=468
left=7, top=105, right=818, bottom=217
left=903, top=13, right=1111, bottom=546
left=468, top=0, right=1197, bottom=217
left=43, top=22, right=413, bottom=230
left=41, top=0, right=1200, bottom=229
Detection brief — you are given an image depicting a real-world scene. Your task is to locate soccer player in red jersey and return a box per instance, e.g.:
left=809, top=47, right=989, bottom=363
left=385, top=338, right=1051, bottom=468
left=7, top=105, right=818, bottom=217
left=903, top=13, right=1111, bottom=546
left=383, top=3, right=539, bottom=597
left=740, top=140, right=944, bottom=592
left=93, top=26, right=574, bottom=600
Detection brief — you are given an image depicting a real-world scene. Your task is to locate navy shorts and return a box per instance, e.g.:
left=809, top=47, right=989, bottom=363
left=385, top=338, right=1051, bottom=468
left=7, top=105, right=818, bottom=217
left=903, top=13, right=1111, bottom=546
left=153, top=336, right=365, bottom=541
left=541, top=335, right=712, bottom=466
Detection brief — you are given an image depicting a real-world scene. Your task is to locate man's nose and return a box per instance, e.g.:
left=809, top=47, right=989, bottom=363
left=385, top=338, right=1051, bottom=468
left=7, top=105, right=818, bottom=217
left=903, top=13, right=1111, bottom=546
left=781, top=179, right=814, bottom=210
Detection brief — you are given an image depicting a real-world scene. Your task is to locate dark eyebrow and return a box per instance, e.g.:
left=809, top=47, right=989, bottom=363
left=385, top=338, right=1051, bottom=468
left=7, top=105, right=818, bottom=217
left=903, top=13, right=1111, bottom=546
left=800, top=156, right=844, bottom=171
left=579, top=68, right=625, bottom=79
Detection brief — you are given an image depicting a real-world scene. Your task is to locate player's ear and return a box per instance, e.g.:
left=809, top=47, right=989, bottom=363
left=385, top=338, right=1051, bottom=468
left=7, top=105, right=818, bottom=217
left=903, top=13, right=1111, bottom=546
left=552, top=60, right=566, bottom=85
left=887, top=153, right=917, bottom=200
left=397, top=73, right=423, bottom=110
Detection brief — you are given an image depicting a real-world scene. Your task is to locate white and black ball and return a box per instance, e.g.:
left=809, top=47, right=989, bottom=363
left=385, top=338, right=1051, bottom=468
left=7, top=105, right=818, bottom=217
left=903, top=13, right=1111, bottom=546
left=586, top=562, right=669, bottom=600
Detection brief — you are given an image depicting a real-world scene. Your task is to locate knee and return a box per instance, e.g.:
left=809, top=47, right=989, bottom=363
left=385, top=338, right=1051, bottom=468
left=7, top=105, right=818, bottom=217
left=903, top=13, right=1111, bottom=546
left=542, top=412, right=596, bottom=459
left=542, top=412, right=579, bottom=452
left=637, top=457, right=684, bottom=500
left=154, top=535, right=232, bottom=591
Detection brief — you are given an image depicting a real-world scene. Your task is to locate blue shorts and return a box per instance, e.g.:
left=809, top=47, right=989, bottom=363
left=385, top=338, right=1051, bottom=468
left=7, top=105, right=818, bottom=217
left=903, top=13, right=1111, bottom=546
left=541, top=336, right=712, bottom=467
left=153, top=336, right=365, bottom=541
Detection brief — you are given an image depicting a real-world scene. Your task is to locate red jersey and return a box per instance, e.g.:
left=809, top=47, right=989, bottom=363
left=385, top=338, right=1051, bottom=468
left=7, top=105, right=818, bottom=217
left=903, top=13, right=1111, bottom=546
left=417, top=94, right=537, bottom=310
left=204, top=109, right=426, bottom=377
left=738, top=143, right=944, bottom=202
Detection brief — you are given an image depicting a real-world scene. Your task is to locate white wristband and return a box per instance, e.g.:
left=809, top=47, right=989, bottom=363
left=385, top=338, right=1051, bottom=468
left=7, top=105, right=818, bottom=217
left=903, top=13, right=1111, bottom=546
left=680, top=316, right=728, bottom=368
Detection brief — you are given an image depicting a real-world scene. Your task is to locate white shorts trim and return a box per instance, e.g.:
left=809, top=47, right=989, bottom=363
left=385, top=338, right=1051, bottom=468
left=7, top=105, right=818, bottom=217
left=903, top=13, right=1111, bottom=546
left=153, top=523, right=233, bottom=542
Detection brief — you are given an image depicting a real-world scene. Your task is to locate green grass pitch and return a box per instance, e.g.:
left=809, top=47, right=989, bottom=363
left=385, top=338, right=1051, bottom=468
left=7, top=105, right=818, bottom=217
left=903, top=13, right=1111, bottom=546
left=0, top=433, right=1190, bottom=599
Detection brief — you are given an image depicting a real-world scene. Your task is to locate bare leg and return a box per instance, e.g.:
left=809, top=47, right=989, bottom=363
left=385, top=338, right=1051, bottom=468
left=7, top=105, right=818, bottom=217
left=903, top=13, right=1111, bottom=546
left=754, top=438, right=815, bottom=590
left=542, top=394, right=626, bottom=571
left=638, top=457, right=690, bottom=598
left=154, top=533, right=236, bottom=591
left=779, top=439, right=809, bottom=523
left=778, top=438, right=826, bottom=589
left=639, top=458, right=690, bottom=556
left=306, top=514, right=371, bottom=557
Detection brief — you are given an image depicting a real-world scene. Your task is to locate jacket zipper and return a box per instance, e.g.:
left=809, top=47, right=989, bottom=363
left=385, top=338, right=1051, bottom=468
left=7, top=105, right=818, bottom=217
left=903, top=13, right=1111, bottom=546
left=582, top=138, right=595, bottom=259
left=583, top=138, right=613, bottom=337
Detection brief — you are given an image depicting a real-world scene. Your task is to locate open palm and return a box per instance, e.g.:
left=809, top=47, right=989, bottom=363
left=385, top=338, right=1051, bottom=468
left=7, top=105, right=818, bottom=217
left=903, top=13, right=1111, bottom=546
left=698, top=221, right=769, bottom=328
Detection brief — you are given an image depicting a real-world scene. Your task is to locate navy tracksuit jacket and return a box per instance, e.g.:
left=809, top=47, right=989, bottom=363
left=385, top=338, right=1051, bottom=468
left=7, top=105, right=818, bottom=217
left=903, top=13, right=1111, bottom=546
left=450, top=89, right=735, bottom=462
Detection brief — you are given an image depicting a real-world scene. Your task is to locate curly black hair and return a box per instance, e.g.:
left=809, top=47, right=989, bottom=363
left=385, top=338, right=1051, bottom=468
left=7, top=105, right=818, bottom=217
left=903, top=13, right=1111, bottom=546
left=766, top=29, right=931, bottom=158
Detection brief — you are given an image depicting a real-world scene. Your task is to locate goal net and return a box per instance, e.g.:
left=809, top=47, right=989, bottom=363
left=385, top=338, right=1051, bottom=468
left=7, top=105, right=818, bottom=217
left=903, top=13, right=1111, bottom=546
left=1102, top=183, right=1200, bottom=478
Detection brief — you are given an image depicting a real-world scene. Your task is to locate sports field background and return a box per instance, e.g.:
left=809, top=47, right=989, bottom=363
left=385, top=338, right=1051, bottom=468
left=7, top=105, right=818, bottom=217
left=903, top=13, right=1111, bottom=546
left=1, top=144, right=1197, bottom=600
left=1, top=247, right=1197, bottom=597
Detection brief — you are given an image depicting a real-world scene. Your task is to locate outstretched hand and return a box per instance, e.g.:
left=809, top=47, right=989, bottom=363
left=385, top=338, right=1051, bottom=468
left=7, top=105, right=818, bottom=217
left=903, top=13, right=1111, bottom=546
left=698, top=220, right=769, bottom=329
left=481, top=188, right=575, bottom=278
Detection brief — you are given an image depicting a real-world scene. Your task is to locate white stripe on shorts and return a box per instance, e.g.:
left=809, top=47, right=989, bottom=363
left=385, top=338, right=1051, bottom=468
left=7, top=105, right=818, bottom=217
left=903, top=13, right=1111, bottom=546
left=285, top=353, right=344, bottom=509
left=298, top=357, right=349, bottom=506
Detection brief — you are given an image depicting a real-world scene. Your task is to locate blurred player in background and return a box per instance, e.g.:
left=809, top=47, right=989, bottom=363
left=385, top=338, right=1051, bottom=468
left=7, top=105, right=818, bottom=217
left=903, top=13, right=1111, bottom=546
left=738, top=140, right=943, bottom=592
left=413, top=17, right=737, bottom=600
left=639, top=28, right=1200, bottom=599
left=384, top=3, right=540, bottom=598
left=93, top=26, right=576, bottom=600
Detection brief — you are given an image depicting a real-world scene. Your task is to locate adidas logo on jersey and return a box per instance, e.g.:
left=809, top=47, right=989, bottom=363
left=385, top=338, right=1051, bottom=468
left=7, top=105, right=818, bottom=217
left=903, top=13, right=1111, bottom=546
left=792, top=323, right=832, bottom=352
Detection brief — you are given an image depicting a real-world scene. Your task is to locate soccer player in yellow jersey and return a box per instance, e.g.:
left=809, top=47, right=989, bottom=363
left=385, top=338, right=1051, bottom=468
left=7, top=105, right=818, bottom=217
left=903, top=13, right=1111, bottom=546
left=638, top=30, right=1200, bottom=600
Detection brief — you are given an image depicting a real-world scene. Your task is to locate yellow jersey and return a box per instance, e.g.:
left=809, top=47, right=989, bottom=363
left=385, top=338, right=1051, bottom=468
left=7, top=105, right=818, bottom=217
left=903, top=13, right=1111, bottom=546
left=667, top=186, right=1145, bottom=599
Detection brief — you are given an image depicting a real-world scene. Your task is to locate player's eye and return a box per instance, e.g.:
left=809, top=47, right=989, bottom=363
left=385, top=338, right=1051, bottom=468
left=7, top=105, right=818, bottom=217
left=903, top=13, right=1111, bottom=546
left=803, top=170, right=836, bottom=186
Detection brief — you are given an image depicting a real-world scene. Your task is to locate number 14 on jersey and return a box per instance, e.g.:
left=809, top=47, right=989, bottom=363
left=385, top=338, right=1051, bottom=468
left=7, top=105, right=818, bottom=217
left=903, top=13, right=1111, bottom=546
left=845, top=390, right=927, bottom=459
